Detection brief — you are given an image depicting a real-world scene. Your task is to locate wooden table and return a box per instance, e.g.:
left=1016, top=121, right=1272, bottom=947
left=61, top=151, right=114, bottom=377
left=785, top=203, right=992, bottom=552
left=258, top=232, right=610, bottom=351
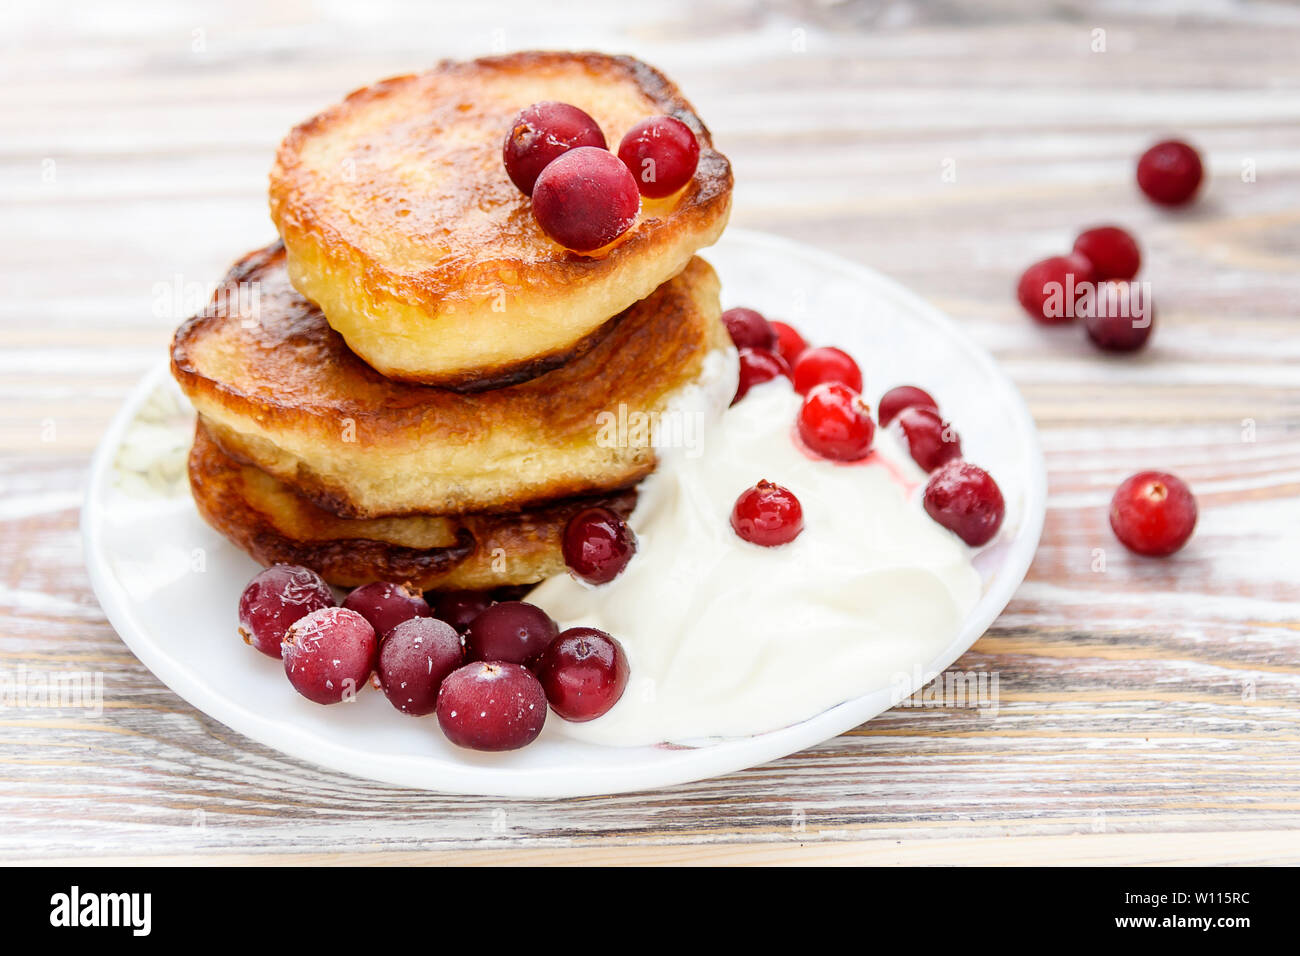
left=3, top=0, right=1298, bottom=865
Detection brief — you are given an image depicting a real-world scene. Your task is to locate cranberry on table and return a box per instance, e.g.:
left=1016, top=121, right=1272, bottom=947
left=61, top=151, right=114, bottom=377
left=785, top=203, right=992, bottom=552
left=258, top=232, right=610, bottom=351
left=1072, top=226, right=1142, bottom=281
left=531, top=146, right=640, bottom=252
left=562, top=506, right=637, bottom=585
left=429, top=590, right=494, bottom=633
left=733, top=347, right=792, bottom=405
left=721, top=307, right=777, bottom=351
left=923, top=461, right=1006, bottom=547
left=436, top=661, right=548, bottom=752
left=282, top=607, right=377, bottom=705
left=377, top=617, right=464, bottom=716
left=893, top=406, right=962, bottom=472
left=730, top=480, right=804, bottom=547
left=237, top=564, right=335, bottom=659
left=617, top=115, right=700, bottom=198
left=535, top=627, right=629, bottom=722
left=1109, top=471, right=1198, bottom=556
left=341, top=581, right=431, bottom=638
left=770, top=321, right=808, bottom=365
left=464, top=601, right=558, bottom=666
left=1016, top=253, right=1096, bottom=324
left=502, top=101, right=606, bottom=195
left=1137, top=140, right=1204, bottom=207
left=877, top=385, right=939, bottom=428
left=791, top=346, right=863, bottom=395
left=1083, top=281, right=1155, bottom=352
left=797, top=382, right=875, bottom=462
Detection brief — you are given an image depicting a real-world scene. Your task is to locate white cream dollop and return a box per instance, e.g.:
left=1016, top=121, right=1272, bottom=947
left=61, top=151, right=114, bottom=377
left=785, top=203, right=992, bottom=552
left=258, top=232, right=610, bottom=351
left=530, top=378, right=982, bottom=747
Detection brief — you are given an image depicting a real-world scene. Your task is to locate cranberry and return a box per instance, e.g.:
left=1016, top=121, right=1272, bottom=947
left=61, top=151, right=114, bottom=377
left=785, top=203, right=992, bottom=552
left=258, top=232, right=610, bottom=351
left=770, top=321, right=808, bottom=365
left=797, top=382, right=875, bottom=462
left=617, top=115, right=700, bottom=198
left=502, top=101, right=606, bottom=196
left=1109, top=471, right=1197, bottom=556
left=282, top=607, right=377, bottom=705
left=377, top=617, right=463, bottom=716
left=562, top=506, right=637, bottom=585
left=1137, top=140, right=1204, bottom=207
left=721, top=307, right=776, bottom=351
left=535, top=627, right=629, bottom=722
left=436, top=661, right=547, bottom=752
left=923, top=461, right=1006, bottom=547
left=1083, top=280, right=1155, bottom=352
left=893, top=406, right=962, bottom=472
left=1016, top=253, right=1096, bottom=324
left=733, top=347, right=792, bottom=405
left=341, top=581, right=431, bottom=638
left=1072, top=226, right=1141, bottom=281
left=532, top=147, right=640, bottom=252
left=730, top=480, right=804, bottom=547
left=237, top=565, right=335, bottom=659
left=464, top=601, right=558, bottom=666
left=429, top=590, right=494, bottom=633
left=877, top=385, right=939, bottom=428
left=791, top=346, right=863, bottom=395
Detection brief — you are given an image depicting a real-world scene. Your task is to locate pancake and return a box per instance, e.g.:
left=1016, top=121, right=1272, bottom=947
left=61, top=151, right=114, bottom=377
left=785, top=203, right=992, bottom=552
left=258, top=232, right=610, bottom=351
left=188, top=423, right=637, bottom=591
left=269, top=51, right=732, bottom=386
left=170, top=242, right=734, bottom=519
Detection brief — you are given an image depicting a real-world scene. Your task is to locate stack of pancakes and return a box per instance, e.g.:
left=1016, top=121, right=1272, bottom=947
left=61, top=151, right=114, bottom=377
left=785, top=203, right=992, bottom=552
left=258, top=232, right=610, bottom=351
left=170, top=52, right=734, bottom=592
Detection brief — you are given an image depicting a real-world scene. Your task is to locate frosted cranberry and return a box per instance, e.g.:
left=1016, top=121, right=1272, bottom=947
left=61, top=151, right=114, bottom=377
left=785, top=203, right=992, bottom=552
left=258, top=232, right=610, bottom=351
left=1110, top=471, right=1197, bottom=556
left=502, top=101, right=606, bottom=195
left=770, top=321, right=808, bottom=365
left=733, top=347, right=792, bottom=405
left=282, top=607, right=377, bottom=705
left=721, top=307, right=776, bottom=350
left=532, top=147, right=639, bottom=252
left=237, top=564, right=335, bottom=659
left=791, top=346, right=862, bottom=395
left=1016, top=253, right=1096, bottom=324
left=535, top=627, right=629, bottom=722
left=341, top=581, right=431, bottom=638
left=1073, top=226, right=1141, bottom=281
left=730, top=480, right=804, bottom=547
left=429, top=590, right=494, bottom=633
left=377, top=617, right=463, bottom=716
left=617, top=115, right=700, bottom=198
left=1083, top=281, right=1155, bottom=352
left=1137, top=140, right=1204, bottom=207
left=923, top=461, right=1006, bottom=547
left=877, top=385, right=938, bottom=427
left=464, top=601, right=558, bottom=666
left=893, top=406, right=962, bottom=472
left=797, top=382, right=875, bottom=462
left=436, top=661, right=547, bottom=751
left=562, top=506, right=636, bottom=585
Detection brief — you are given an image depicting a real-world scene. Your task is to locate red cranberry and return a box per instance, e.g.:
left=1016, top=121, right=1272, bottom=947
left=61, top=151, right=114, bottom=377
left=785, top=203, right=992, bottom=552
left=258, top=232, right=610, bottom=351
left=341, top=581, right=430, bottom=638
left=1016, top=253, right=1096, bottom=324
left=1109, top=471, right=1197, bottom=556
left=464, top=601, right=558, bottom=666
left=436, top=661, right=547, bottom=751
left=282, top=607, right=377, bottom=705
left=237, top=564, right=334, bottom=659
left=1083, top=281, right=1155, bottom=352
left=770, top=321, right=808, bottom=365
left=923, top=461, right=1006, bottom=547
left=377, top=617, right=463, bottom=716
left=502, top=101, right=606, bottom=196
left=429, top=590, right=494, bottom=633
left=797, top=382, right=875, bottom=462
left=562, top=506, right=637, bottom=585
left=877, top=385, right=939, bottom=427
left=617, top=115, right=700, bottom=198
left=893, top=406, right=962, bottom=472
left=730, top=480, right=804, bottom=547
left=721, top=307, right=777, bottom=351
left=1137, top=140, right=1204, bottom=207
left=1072, top=226, right=1141, bottom=281
left=532, top=147, right=639, bottom=252
left=535, top=627, right=629, bottom=722
left=733, top=347, right=792, bottom=405
left=791, top=346, right=863, bottom=395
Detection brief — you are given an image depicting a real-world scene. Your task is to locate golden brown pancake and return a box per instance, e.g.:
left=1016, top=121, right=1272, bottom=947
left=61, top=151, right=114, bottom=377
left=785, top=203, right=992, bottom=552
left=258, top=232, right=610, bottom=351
left=170, top=242, right=733, bottom=519
left=188, top=423, right=636, bottom=591
left=269, top=51, right=732, bottom=386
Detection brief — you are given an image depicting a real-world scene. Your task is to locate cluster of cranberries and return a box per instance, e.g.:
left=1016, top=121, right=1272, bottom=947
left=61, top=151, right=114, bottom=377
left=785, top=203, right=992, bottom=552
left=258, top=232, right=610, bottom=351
left=237, top=570, right=629, bottom=752
left=722, top=306, right=1007, bottom=549
left=503, top=101, right=700, bottom=253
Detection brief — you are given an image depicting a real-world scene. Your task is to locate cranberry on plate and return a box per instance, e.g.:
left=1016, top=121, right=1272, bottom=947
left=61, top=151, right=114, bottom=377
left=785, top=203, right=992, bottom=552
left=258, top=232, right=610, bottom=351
left=1136, top=140, right=1204, bottom=207
left=617, top=115, right=700, bottom=198
left=281, top=607, right=377, bottom=705
left=562, top=506, right=637, bottom=585
left=342, top=581, right=431, bottom=638
left=877, top=385, right=938, bottom=428
left=770, top=321, right=808, bottom=365
left=532, top=146, right=640, bottom=252
left=923, top=461, right=1006, bottom=547
left=237, top=564, right=335, bottom=659
left=464, top=601, right=559, bottom=666
left=428, top=590, right=495, bottom=633
left=892, top=406, right=962, bottom=472
left=436, top=661, right=548, bottom=752
left=1109, top=471, right=1197, bottom=556
left=797, top=382, right=875, bottom=462
left=733, top=347, right=791, bottom=405
left=791, top=346, right=862, bottom=395
left=721, top=307, right=777, bottom=351
left=377, top=617, right=464, bottom=716
left=502, top=101, right=606, bottom=195
left=535, top=626, right=629, bottom=722
left=730, top=480, right=804, bottom=547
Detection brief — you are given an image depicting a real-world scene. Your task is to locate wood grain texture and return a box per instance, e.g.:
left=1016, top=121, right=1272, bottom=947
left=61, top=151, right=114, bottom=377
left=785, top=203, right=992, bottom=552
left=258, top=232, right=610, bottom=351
left=1, top=0, right=1298, bottom=865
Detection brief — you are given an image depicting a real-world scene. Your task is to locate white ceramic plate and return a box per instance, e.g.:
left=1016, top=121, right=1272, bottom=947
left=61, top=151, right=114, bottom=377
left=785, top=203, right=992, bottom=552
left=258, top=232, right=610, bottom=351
left=83, top=229, right=1046, bottom=797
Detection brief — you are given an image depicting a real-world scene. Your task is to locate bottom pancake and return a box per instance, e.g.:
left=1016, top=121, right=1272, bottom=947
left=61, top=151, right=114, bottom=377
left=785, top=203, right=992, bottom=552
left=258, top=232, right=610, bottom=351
left=188, top=424, right=635, bottom=590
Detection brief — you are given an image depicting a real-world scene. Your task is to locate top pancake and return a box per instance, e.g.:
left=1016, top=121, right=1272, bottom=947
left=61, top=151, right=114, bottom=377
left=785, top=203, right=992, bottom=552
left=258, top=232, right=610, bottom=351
left=270, top=51, right=733, bottom=386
